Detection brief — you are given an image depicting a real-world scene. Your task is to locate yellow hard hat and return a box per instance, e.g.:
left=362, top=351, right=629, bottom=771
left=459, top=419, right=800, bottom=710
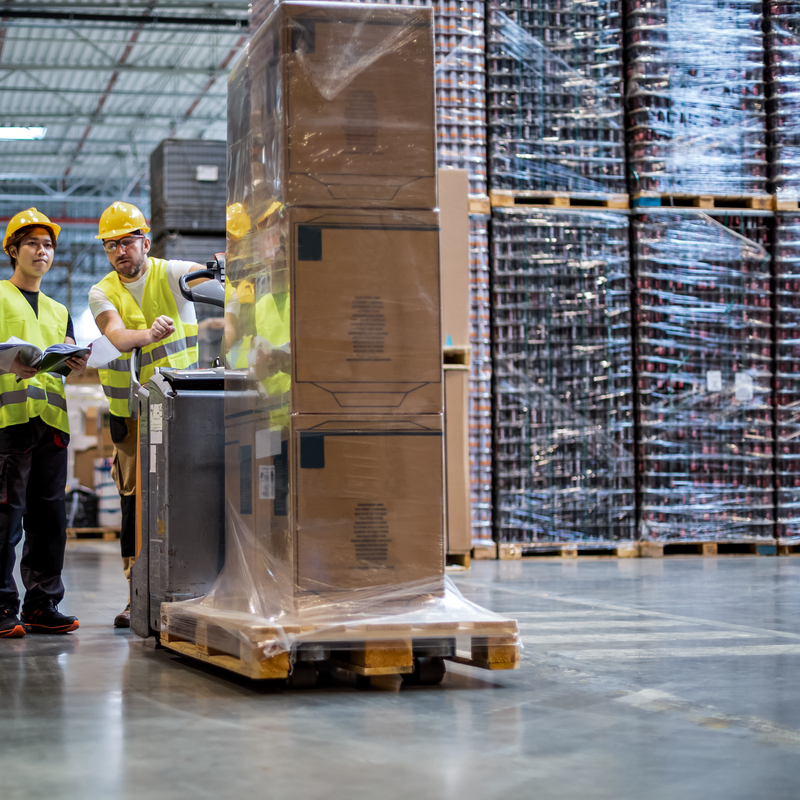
left=3, top=208, right=61, bottom=253
left=226, top=202, right=251, bottom=240
left=96, top=201, right=150, bottom=240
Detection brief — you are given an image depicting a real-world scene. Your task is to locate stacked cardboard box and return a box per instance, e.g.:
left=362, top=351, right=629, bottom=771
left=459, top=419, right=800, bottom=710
left=487, top=1, right=626, bottom=194
left=766, top=2, right=800, bottom=199
left=224, top=2, right=444, bottom=606
left=625, top=0, right=767, bottom=196
left=492, top=208, right=635, bottom=544
left=775, top=212, right=800, bottom=540
left=250, top=0, right=488, bottom=198
left=634, top=209, right=774, bottom=541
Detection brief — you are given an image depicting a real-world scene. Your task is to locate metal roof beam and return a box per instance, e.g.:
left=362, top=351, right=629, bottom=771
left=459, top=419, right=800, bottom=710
left=0, top=114, right=225, bottom=125
left=1, top=63, right=229, bottom=76
left=0, top=10, right=248, bottom=27
left=0, top=85, right=227, bottom=99
left=7, top=1, right=249, bottom=11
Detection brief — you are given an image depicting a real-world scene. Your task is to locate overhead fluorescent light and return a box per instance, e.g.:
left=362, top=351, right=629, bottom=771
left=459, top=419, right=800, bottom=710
left=0, top=127, right=47, bottom=140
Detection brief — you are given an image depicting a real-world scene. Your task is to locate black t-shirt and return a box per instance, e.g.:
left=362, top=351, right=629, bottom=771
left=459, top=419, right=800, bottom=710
left=17, top=288, right=74, bottom=341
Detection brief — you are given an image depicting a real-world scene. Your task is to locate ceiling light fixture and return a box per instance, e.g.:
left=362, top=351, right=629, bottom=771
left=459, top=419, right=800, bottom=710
left=0, top=127, right=47, bottom=140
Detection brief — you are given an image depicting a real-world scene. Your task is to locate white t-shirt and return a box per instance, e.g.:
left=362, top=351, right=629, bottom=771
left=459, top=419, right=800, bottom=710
left=88, top=259, right=201, bottom=325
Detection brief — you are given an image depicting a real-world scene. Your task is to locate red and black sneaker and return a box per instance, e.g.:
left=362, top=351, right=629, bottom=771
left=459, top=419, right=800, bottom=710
left=22, top=604, right=79, bottom=634
left=0, top=608, right=26, bottom=638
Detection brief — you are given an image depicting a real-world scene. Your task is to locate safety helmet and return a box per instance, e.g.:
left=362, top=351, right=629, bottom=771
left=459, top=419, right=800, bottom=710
left=226, top=202, right=251, bottom=241
left=3, top=208, right=61, bottom=253
left=96, top=201, right=150, bottom=240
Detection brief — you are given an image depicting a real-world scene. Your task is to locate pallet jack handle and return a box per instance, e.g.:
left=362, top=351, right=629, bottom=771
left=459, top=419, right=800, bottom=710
left=178, top=252, right=226, bottom=308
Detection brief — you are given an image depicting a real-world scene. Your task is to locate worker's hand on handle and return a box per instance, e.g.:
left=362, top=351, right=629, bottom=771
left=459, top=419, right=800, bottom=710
left=149, top=315, right=175, bottom=344
left=65, top=352, right=90, bottom=376
left=10, top=354, right=39, bottom=381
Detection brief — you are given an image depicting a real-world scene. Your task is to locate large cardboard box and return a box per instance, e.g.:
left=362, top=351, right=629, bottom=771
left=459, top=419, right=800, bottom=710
left=224, top=405, right=445, bottom=605
left=84, top=406, right=114, bottom=457
left=438, top=169, right=471, bottom=348
left=444, top=367, right=471, bottom=554
left=226, top=206, right=443, bottom=414
left=228, top=1, right=437, bottom=210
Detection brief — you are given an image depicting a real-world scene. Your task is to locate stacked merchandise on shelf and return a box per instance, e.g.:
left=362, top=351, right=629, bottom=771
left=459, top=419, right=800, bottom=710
left=487, top=1, right=626, bottom=194
left=251, top=0, right=488, bottom=197
left=492, top=208, right=635, bottom=545
left=625, top=0, right=767, bottom=196
left=775, top=212, right=800, bottom=541
left=634, top=210, right=774, bottom=541
left=766, top=2, right=800, bottom=199
left=149, top=139, right=227, bottom=331
left=469, top=214, right=493, bottom=543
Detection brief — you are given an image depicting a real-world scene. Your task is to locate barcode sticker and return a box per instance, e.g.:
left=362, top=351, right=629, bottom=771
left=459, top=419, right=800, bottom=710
left=259, top=465, right=275, bottom=500
left=735, top=372, right=754, bottom=402
left=706, top=370, right=722, bottom=392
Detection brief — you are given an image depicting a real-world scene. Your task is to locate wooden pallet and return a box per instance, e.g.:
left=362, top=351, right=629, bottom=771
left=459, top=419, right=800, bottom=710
left=469, top=196, right=491, bottom=215
left=471, top=543, right=498, bottom=560
left=518, top=543, right=640, bottom=559
left=632, top=193, right=772, bottom=211
left=490, top=189, right=629, bottom=210
left=777, top=541, right=800, bottom=556
left=443, top=346, right=470, bottom=367
left=774, top=198, right=800, bottom=212
left=67, top=527, right=120, bottom=541
left=160, top=608, right=520, bottom=683
left=640, top=541, right=777, bottom=558
left=446, top=552, right=471, bottom=568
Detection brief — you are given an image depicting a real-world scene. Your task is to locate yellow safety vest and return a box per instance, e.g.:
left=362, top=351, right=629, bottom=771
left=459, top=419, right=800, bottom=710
left=95, top=258, right=199, bottom=417
left=255, top=292, right=291, bottom=401
left=0, top=281, right=70, bottom=433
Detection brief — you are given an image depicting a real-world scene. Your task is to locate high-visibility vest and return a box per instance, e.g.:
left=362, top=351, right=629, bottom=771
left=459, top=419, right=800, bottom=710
left=95, top=258, right=198, bottom=417
left=0, top=281, right=70, bottom=433
left=255, top=292, right=291, bottom=400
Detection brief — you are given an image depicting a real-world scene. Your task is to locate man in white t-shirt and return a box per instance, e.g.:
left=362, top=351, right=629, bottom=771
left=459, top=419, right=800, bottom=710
left=89, top=201, right=206, bottom=629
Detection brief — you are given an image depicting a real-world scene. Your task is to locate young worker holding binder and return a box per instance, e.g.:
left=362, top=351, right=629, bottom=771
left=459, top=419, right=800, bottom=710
left=0, top=208, right=90, bottom=638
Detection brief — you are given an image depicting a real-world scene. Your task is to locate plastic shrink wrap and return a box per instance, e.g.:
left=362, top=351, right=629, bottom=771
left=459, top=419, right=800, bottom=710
left=634, top=210, right=774, bottom=541
left=469, top=214, right=493, bottom=543
left=775, top=212, right=800, bottom=540
left=488, top=2, right=626, bottom=194
left=766, top=2, right=800, bottom=198
left=162, top=2, right=519, bottom=673
left=492, top=208, right=635, bottom=545
left=625, top=0, right=767, bottom=196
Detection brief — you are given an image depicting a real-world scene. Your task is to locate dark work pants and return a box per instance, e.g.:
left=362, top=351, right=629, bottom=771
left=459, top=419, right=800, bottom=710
left=0, top=417, right=69, bottom=614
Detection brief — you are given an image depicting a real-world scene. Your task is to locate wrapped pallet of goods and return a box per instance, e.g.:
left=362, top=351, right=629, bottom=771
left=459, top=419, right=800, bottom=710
left=491, top=207, right=635, bottom=548
left=766, top=1, right=800, bottom=202
left=625, top=0, right=768, bottom=199
left=487, top=1, right=627, bottom=196
left=775, top=212, right=800, bottom=542
left=633, top=210, right=775, bottom=542
left=160, top=1, right=519, bottom=683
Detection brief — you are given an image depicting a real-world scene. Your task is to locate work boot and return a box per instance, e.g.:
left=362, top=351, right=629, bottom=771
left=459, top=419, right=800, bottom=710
left=0, top=608, right=26, bottom=638
left=21, top=603, right=79, bottom=634
left=114, top=605, right=131, bottom=629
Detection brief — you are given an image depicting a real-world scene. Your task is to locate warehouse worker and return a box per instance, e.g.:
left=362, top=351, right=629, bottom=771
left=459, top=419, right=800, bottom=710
left=89, top=201, right=205, bottom=629
left=0, top=208, right=89, bottom=638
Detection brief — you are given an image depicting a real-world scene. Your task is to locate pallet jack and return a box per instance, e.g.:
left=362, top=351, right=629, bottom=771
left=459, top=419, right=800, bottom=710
left=130, top=256, right=228, bottom=639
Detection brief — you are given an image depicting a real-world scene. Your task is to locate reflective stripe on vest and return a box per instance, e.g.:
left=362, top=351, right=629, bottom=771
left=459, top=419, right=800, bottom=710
left=0, top=281, right=70, bottom=433
left=94, top=258, right=199, bottom=417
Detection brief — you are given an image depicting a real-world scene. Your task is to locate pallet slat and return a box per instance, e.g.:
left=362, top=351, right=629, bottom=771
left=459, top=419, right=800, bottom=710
left=632, top=193, right=772, bottom=210
left=490, top=189, right=629, bottom=210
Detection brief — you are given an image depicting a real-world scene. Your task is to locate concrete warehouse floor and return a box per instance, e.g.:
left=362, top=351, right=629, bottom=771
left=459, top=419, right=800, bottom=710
left=1, top=543, right=799, bottom=800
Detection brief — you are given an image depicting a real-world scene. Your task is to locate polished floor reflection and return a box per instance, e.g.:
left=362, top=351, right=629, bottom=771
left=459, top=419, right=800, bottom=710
left=2, top=543, right=800, bottom=800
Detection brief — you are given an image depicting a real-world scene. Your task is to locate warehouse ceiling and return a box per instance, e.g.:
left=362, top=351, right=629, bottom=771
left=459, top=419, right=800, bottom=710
left=0, top=0, right=251, bottom=216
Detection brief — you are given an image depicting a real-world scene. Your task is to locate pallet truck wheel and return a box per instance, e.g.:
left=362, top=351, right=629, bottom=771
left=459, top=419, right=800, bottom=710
left=287, top=661, right=318, bottom=689
left=402, top=657, right=446, bottom=686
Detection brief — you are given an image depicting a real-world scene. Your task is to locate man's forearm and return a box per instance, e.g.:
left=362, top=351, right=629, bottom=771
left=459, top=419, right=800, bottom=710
left=105, top=327, right=154, bottom=353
